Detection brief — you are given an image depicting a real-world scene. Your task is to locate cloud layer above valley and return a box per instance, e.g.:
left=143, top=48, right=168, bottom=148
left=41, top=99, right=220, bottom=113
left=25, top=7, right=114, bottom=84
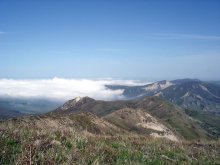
left=0, top=78, right=149, bottom=101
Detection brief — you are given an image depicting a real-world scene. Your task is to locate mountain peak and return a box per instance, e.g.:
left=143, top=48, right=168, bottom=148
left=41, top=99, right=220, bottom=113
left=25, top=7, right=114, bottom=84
left=75, top=96, right=82, bottom=102
left=145, top=80, right=173, bottom=92
left=61, top=96, right=95, bottom=111
left=171, top=78, right=201, bottom=84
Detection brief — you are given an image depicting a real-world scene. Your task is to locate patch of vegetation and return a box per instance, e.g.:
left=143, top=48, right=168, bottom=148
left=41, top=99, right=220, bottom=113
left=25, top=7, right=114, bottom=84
left=1, top=121, right=220, bottom=165
left=0, top=133, right=21, bottom=164
left=70, top=113, right=101, bottom=134
left=76, top=138, right=87, bottom=150
left=0, top=111, right=220, bottom=165
left=185, top=109, right=220, bottom=138
left=139, top=98, right=209, bottom=140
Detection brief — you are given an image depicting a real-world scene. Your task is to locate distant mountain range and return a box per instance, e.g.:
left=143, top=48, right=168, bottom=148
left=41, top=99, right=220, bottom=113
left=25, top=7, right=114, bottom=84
left=106, top=79, right=220, bottom=115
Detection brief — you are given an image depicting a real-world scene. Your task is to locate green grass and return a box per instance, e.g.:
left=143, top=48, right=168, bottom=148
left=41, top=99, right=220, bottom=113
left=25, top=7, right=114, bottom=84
left=185, top=109, right=220, bottom=138
left=1, top=122, right=220, bottom=165
left=0, top=112, right=220, bottom=165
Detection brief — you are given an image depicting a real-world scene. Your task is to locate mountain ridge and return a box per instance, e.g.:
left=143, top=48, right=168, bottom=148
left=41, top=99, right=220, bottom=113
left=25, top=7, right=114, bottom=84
left=1, top=95, right=220, bottom=164
left=53, top=96, right=210, bottom=140
left=106, top=79, right=220, bottom=114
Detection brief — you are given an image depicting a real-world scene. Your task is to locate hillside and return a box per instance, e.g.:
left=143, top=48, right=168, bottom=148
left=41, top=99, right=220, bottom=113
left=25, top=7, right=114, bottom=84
left=106, top=79, right=220, bottom=138
left=1, top=98, right=220, bottom=164
left=106, top=79, right=220, bottom=114
left=161, top=80, right=220, bottom=114
left=104, top=108, right=178, bottom=141
left=0, top=108, right=23, bottom=119
left=136, top=97, right=210, bottom=140
left=54, top=96, right=210, bottom=140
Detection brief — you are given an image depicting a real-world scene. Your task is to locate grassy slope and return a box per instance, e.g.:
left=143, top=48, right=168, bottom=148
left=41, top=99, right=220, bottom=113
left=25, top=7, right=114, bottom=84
left=104, top=108, right=177, bottom=141
left=136, top=97, right=210, bottom=140
left=1, top=115, right=220, bottom=165
left=185, top=109, right=220, bottom=138
left=55, top=97, right=210, bottom=140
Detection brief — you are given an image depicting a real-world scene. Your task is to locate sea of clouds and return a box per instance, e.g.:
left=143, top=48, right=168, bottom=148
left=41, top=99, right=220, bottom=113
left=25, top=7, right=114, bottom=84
left=0, top=78, right=150, bottom=101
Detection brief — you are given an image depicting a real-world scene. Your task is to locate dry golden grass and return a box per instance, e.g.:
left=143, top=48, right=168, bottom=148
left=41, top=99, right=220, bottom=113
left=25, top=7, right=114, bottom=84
left=1, top=114, right=220, bottom=165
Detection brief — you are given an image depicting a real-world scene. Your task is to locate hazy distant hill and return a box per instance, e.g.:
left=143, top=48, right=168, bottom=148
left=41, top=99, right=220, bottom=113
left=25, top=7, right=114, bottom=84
left=0, top=107, right=23, bottom=119
left=0, top=97, right=62, bottom=118
left=106, top=79, right=220, bottom=114
left=208, top=81, right=220, bottom=86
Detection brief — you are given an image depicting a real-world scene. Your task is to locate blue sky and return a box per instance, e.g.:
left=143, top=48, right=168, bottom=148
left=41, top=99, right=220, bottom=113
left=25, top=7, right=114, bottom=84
left=0, top=0, right=220, bottom=80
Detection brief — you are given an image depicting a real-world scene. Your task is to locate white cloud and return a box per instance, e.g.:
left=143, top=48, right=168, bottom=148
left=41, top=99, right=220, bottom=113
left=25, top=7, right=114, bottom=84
left=0, top=78, right=149, bottom=101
